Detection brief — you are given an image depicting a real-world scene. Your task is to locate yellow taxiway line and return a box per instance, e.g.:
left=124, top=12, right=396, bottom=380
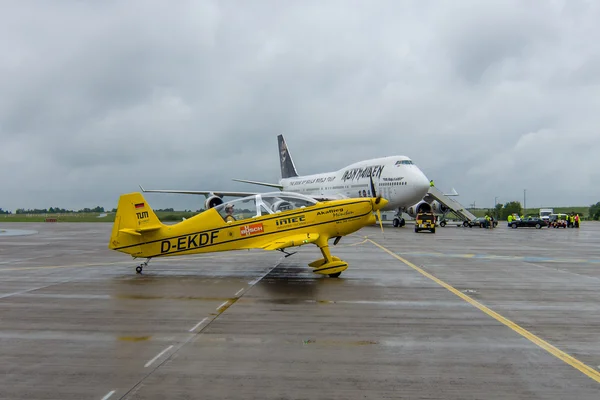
left=368, top=238, right=600, bottom=384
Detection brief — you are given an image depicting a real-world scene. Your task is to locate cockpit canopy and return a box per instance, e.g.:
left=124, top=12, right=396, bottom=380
left=214, top=192, right=318, bottom=222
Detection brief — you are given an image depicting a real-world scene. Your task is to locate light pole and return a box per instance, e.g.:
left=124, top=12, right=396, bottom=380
left=494, top=196, right=498, bottom=219
left=523, top=189, right=527, bottom=216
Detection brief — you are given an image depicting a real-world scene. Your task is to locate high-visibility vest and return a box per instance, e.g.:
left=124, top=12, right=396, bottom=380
left=508, top=215, right=513, bottom=222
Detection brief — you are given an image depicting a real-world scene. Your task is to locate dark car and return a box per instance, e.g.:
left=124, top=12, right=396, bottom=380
left=467, top=217, right=498, bottom=228
left=509, top=217, right=548, bottom=229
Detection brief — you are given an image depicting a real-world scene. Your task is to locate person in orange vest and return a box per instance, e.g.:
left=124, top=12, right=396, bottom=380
left=574, top=214, right=580, bottom=228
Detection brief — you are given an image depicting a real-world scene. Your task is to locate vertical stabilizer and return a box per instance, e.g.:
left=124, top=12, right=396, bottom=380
left=108, top=192, right=164, bottom=255
left=278, top=134, right=299, bottom=179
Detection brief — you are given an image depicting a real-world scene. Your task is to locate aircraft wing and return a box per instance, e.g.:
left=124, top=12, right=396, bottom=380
left=261, top=233, right=320, bottom=251
left=139, top=185, right=257, bottom=198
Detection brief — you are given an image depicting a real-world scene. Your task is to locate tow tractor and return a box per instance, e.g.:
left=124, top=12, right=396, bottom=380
left=415, top=212, right=436, bottom=233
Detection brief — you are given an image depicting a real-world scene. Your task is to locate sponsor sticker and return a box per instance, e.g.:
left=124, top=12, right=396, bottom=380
left=240, top=223, right=264, bottom=236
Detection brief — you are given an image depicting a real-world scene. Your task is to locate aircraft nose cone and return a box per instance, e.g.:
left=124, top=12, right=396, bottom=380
left=414, top=170, right=431, bottom=198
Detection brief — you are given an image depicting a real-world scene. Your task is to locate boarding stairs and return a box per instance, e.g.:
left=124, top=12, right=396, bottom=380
left=426, top=186, right=476, bottom=226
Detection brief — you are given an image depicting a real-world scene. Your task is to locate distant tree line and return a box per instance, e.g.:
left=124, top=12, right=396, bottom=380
left=12, top=206, right=105, bottom=214
left=589, top=202, right=600, bottom=220
left=0, top=208, right=11, bottom=214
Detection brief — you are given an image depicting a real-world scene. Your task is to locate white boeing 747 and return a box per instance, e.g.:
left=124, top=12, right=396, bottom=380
left=140, top=135, right=433, bottom=227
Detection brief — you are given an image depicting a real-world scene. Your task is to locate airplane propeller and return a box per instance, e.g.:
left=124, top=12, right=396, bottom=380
left=369, top=172, right=384, bottom=235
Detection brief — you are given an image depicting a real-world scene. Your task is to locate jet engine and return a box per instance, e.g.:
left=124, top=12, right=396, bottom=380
left=431, top=201, right=449, bottom=214
left=406, top=201, right=433, bottom=218
left=205, top=195, right=224, bottom=209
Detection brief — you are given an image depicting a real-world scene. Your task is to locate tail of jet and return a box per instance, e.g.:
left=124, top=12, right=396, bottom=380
left=278, top=134, right=298, bottom=179
left=108, top=192, right=164, bottom=256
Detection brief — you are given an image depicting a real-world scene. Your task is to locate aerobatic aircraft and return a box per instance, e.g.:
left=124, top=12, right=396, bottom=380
left=108, top=183, right=388, bottom=278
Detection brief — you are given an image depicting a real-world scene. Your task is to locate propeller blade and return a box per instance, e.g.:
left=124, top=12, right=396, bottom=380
left=377, top=209, right=384, bottom=235
left=369, top=172, right=377, bottom=199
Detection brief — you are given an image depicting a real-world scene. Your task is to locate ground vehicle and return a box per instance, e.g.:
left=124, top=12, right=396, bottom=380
left=548, top=213, right=567, bottom=228
left=467, top=217, right=498, bottom=228
left=509, top=217, right=548, bottom=229
left=539, top=208, right=553, bottom=222
left=415, top=212, right=436, bottom=233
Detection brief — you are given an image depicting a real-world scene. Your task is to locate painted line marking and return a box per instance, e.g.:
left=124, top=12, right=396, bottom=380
left=367, top=239, right=600, bottom=384
left=101, top=390, right=115, bottom=400
left=189, top=317, right=208, bottom=332
left=217, top=300, right=230, bottom=310
left=235, top=288, right=244, bottom=296
left=0, top=261, right=131, bottom=273
left=144, top=345, right=174, bottom=368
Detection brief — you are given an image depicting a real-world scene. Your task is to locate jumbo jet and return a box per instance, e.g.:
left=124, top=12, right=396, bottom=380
left=141, top=135, right=439, bottom=227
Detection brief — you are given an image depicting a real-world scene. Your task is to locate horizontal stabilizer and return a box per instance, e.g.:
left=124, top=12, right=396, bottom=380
left=119, top=228, right=142, bottom=236
left=262, top=233, right=320, bottom=251
left=119, top=225, right=162, bottom=236
left=232, top=179, right=284, bottom=190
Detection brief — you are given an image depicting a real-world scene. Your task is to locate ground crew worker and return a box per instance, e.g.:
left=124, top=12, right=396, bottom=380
left=574, top=214, right=580, bottom=228
left=507, top=214, right=513, bottom=224
left=569, top=214, right=575, bottom=228
left=430, top=180, right=434, bottom=187
left=485, top=214, right=491, bottom=229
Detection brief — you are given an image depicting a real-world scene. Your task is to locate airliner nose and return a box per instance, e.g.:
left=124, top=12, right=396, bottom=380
left=413, top=169, right=431, bottom=199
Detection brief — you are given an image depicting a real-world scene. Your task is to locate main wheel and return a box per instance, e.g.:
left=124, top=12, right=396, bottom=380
left=135, top=265, right=143, bottom=274
left=399, top=218, right=406, bottom=227
left=393, top=218, right=400, bottom=227
left=328, top=272, right=341, bottom=278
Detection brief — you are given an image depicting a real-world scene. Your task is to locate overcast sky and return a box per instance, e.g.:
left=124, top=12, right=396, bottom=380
left=1, top=0, right=599, bottom=212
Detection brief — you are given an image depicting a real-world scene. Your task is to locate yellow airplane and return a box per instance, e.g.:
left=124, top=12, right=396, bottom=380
left=108, top=189, right=388, bottom=278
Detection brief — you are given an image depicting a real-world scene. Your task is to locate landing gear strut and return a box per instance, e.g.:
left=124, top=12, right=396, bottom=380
left=135, top=258, right=151, bottom=274
left=308, top=237, right=348, bottom=278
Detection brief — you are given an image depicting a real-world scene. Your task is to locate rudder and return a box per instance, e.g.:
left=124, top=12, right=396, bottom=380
left=277, top=134, right=299, bottom=179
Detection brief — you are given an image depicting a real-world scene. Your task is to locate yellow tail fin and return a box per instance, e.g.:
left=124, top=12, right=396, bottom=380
left=108, top=192, right=164, bottom=255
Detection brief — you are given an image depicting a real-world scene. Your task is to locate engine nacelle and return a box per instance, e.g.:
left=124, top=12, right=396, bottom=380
left=205, top=195, right=223, bottom=209
left=431, top=201, right=449, bottom=214
left=406, top=201, right=433, bottom=218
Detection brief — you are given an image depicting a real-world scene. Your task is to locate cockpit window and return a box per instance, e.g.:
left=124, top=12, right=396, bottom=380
left=395, top=160, right=413, bottom=166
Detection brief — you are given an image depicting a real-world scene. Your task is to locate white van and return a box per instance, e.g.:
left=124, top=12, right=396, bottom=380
left=539, top=208, right=553, bottom=222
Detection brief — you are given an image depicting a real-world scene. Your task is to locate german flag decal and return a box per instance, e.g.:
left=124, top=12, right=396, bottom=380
left=134, top=203, right=144, bottom=209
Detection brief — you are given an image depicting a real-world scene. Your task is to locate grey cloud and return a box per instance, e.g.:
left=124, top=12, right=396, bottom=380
left=1, top=0, right=600, bottom=212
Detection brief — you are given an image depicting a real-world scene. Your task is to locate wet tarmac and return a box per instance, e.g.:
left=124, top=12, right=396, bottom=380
left=0, top=221, right=599, bottom=399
